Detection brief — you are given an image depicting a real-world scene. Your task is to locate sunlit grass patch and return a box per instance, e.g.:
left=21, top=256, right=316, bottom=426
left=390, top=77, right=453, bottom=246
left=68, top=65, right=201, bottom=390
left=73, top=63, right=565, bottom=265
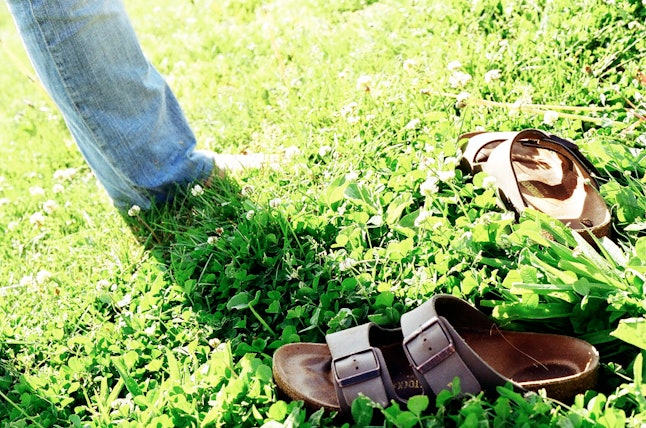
left=1, top=0, right=645, bottom=426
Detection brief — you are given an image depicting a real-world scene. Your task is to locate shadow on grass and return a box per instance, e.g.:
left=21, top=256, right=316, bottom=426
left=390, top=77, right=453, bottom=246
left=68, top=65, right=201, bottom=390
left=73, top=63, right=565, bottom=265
left=121, top=174, right=335, bottom=355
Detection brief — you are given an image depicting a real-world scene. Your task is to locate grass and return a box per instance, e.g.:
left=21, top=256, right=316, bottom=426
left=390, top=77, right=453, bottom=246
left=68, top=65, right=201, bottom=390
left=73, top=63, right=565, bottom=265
left=1, top=0, right=645, bottom=426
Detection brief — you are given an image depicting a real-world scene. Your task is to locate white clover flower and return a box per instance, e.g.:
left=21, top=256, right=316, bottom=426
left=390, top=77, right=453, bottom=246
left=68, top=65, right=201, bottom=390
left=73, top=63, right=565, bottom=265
left=419, top=156, right=435, bottom=170
left=405, top=118, right=421, bottom=130
left=420, top=176, right=440, bottom=196
left=340, top=102, right=358, bottom=117
left=52, top=183, right=65, bottom=194
left=345, top=171, right=359, bottom=181
left=339, top=258, right=357, bottom=271
left=447, top=60, right=462, bottom=71
left=53, top=167, right=77, bottom=181
left=511, top=94, right=533, bottom=113
left=29, top=211, right=46, bottom=227
left=207, top=236, right=219, bottom=245
left=240, top=185, right=254, bottom=196
left=346, top=115, right=360, bottom=124
left=29, top=186, right=45, bottom=197
left=269, top=198, right=282, bottom=208
left=215, top=227, right=224, bottom=236
left=414, top=210, right=432, bottom=227
left=36, top=270, right=52, bottom=284
left=356, top=75, right=372, bottom=92
left=338, top=70, right=349, bottom=79
left=403, top=58, right=417, bottom=72
left=191, top=184, right=205, bottom=197
left=7, top=221, right=19, bottom=231
left=117, top=293, right=132, bottom=308
left=284, top=145, right=301, bottom=158
left=96, top=279, right=111, bottom=290
left=20, top=275, right=35, bottom=287
left=437, top=169, right=456, bottom=182
left=501, top=211, right=516, bottom=221
left=245, top=210, right=255, bottom=220
left=127, top=205, right=141, bottom=217
left=455, top=91, right=471, bottom=109
left=484, top=69, right=502, bottom=83
left=449, top=71, right=472, bottom=88
left=318, top=145, right=333, bottom=157
left=0, top=198, right=9, bottom=206
left=443, top=157, right=458, bottom=168
left=482, top=175, right=498, bottom=189
left=43, top=200, right=58, bottom=214
left=543, top=110, right=559, bottom=126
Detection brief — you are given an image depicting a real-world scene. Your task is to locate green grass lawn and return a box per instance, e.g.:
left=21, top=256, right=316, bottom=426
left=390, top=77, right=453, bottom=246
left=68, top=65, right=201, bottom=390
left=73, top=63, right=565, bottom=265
left=1, top=0, right=645, bottom=426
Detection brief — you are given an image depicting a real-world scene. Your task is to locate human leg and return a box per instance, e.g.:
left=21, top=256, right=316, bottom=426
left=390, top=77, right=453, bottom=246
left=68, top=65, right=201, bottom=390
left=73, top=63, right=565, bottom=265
left=5, top=0, right=214, bottom=209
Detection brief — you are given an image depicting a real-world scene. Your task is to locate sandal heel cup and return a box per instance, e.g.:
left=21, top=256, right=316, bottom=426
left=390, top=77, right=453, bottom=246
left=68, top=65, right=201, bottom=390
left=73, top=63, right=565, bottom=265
left=272, top=295, right=599, bottom=414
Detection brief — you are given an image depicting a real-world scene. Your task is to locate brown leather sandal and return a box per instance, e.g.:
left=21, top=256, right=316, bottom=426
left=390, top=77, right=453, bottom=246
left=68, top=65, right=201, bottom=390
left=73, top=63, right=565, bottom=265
left=272, top=295, right=599, bottom=414
left=459, top=129, right=611, bottom=241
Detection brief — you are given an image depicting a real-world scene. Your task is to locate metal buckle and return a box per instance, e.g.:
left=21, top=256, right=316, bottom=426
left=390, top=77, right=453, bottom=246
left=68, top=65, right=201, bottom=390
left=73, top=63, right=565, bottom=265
left=403, top=317, right=455, bottom=374
left=332, top=348, right=381, bottom=387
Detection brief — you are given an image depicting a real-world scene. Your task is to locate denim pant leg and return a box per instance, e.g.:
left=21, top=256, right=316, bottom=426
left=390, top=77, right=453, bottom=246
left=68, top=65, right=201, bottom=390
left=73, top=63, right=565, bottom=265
left=6, top=0, right=213, bottom=209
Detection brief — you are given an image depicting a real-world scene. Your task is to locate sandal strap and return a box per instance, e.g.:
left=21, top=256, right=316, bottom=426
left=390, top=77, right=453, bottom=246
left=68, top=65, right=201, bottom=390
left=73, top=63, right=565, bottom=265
left=400, top=300, right=482, bottom=396
left=458, top=131, right=521, bottom=173
left=326, top=323, right=394, bottom=412
left=401, top=295, right=519, bottom=397
left=483, top=129, right=599, bottom=215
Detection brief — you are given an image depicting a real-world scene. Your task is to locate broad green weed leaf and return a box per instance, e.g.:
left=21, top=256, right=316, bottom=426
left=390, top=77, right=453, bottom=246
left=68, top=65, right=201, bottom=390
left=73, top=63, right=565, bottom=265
left=344, top=183, right=379, bottom=214
left=396, top=410, right=418, bottom=428
left=386, top=238, right=414, bottom=261
left=636, top=237, right=646, bottom=257
left=123, top=351, right=139, bottom=370
left=375, top=291, right=395, bottom=307
left=145, top=358, right=164, bottom=372
left=394, top=209, right=420, bottom=237
left=572, top=278, right=616, bottom=296
left=320, top=177, right=348, bottom=207
left=385, top=192, right=413, bottom=226
left=266, top=401, right=288, bottom=421
left=407, top=395, right=429, bottom=416
left=611, top=317, right=646, bottom=350
left=494, top=302, right=572, bottom=320
left=112, top=357, right=142, bottom=397
left=227, top=292, right=251, bottom=310
left=634, top=353, right=643, bottom=387
left=255, top=364, right=273, bottom=382
left=165, top=348, right=180, bottom=380
left=351, top=395, right=374, bottom=426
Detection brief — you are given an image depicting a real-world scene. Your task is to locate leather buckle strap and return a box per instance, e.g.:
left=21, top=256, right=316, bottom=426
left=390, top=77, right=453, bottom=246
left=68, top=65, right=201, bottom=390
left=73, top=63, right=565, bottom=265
left=332, top=348, right=381, bottom=387
left=403, top=317, right=455, bottom=374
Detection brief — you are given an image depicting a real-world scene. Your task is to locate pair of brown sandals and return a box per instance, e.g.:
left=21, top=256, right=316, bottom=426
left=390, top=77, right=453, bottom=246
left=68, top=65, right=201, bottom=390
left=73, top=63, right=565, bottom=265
left=273, top=130, right=609, bottom=415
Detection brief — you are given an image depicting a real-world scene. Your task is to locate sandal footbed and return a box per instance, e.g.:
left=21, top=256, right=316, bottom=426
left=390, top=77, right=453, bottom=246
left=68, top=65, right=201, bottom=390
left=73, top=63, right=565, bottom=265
left=273, top=327, right=599, bottom=410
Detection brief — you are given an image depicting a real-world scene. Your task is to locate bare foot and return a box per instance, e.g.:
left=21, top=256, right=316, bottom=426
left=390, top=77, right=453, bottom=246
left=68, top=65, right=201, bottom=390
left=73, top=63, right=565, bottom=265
left=197, top=150, right=280, bottom=186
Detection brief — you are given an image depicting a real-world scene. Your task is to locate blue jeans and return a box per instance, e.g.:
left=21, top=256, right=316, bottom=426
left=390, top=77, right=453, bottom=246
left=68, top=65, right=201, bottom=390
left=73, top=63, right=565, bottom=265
left=6, top=0, right=214, bottom=209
